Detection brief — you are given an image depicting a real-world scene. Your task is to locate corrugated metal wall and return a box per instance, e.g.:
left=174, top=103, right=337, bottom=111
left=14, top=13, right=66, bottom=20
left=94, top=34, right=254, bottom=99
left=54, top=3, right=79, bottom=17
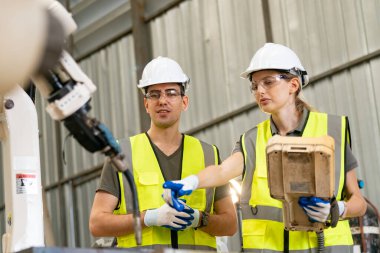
left=1, top=0, right=379, bottom=249
left=149, top=0, right=267, bottom=152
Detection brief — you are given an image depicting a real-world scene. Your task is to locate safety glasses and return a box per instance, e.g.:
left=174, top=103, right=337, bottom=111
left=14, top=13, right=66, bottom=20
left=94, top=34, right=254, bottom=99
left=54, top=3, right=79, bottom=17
left=145, top=89, right=183, bottom=101
left=250, top=74, right=290, bottom=93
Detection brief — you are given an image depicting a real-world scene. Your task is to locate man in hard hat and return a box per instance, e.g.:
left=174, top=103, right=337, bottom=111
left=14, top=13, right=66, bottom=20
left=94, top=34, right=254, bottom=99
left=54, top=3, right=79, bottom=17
left=163, top=43, right=367, bottom=252
left=89, top=56, right=237, bottom=250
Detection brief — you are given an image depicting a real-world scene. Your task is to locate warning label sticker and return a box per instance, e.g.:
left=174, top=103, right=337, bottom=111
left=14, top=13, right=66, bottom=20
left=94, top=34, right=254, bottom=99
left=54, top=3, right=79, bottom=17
left=16, top=173, right=37, bottom=194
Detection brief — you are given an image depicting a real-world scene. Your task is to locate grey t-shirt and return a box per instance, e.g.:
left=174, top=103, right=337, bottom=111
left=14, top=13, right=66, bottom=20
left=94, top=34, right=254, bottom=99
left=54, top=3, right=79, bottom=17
left=97, top=134, right=230, bottom=204
left=232, top=109, right=358, bottom=172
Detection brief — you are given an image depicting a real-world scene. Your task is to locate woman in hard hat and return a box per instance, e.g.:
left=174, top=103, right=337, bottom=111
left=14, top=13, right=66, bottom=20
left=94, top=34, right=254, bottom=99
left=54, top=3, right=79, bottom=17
left=163, top=43, right=367, bottom=252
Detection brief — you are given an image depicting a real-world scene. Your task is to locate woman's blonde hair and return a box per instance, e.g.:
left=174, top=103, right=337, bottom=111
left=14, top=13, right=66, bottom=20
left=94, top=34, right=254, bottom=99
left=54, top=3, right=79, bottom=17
left=296, top=93, right=315, bottom=112
left=282, top=72, right=316, bottom=112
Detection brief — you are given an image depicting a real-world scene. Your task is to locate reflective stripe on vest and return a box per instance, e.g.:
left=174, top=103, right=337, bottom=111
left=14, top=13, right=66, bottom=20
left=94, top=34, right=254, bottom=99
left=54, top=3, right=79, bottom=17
left=114, top=133, right=217, bottom=249
left=241, top=244, right=353, bottom=253
left=240, top=112, right=353, bottom=251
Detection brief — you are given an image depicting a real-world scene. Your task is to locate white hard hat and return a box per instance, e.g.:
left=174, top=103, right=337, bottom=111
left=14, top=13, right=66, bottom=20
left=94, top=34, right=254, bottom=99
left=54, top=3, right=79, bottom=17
left=138, top=56, right=190, bottom=92
left=241, top=43, right=309, bottom=87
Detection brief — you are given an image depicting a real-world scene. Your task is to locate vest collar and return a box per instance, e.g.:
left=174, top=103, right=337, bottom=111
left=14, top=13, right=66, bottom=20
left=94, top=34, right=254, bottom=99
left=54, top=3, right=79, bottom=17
left=270, top=108, right=310, bottom=136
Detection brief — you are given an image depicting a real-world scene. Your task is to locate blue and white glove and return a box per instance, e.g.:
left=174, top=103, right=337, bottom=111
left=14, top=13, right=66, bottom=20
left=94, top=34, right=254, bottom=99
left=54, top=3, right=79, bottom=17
left=180, top=200, right=200, bottom=228
left=299, top=197, right=346, bottom=223
left=162, top=175, right=199, bottom=211
left=144, top=202, right=194, bottom=231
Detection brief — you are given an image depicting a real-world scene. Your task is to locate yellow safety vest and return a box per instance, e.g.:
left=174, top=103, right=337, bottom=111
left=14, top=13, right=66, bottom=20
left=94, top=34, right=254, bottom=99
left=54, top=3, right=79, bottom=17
left=240, top=112, right=353, bottom=252
left=113, top=133, right=218, bottom=250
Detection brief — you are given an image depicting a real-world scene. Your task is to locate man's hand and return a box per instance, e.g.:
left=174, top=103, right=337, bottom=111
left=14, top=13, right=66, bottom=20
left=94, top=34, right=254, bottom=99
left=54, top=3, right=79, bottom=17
left=144, top=203, right=194, bottom=231
left=162, top=175, right=199, bottom=211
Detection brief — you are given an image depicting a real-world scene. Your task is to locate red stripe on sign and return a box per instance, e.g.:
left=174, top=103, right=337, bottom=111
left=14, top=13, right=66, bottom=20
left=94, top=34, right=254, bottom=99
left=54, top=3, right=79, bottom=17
left=16, top=174, right=36, bottom=179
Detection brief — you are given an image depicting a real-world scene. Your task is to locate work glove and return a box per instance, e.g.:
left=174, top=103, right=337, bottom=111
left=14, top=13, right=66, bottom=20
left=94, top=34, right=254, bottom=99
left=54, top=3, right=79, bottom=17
left=162, top=175, right=199, bottom=211
left=179, top=200, right=201, bottom=228
left=298, top=197, right=346, bottom=226
left=144, top=202, right=194, bottom=231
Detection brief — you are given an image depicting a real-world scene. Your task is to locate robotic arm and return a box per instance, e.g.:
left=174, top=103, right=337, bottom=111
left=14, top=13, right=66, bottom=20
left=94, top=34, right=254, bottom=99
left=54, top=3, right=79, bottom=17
left=33, top=46, right=142, bottom=248
left=32, top=50, right=121, bottom=156
left=32, top=0, right=142, bottom=246
left=31, top=0, right=118, bottom=155
left=0, top=1, right=141, bottom=251
left=0, top=0, right=65, bottom=93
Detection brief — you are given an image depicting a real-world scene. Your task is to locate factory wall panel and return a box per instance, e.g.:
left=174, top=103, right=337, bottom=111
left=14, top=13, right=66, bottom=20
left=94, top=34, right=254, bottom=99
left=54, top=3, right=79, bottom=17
left=149, top=0, right=267, bottom=131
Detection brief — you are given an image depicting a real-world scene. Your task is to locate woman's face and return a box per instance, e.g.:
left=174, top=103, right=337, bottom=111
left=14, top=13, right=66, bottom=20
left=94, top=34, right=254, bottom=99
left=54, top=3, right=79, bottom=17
left=251, top=70, right=299, bottom=114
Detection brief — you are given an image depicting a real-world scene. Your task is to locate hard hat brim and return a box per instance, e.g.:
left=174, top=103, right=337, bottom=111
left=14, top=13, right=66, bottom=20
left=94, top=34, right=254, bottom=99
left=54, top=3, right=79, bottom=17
left=240, top=67, right=292, bottom=79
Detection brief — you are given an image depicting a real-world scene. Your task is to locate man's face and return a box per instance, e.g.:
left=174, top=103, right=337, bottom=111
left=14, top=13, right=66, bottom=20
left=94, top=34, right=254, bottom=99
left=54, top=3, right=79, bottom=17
left=144, top=83, right=188, bottom=129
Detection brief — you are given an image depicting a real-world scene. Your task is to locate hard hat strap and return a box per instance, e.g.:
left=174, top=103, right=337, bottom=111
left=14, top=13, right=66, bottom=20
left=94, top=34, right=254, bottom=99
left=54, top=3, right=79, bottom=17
left=288, top=67, right=307, bottom=77
left=288, top=68, right=308, bottom=86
